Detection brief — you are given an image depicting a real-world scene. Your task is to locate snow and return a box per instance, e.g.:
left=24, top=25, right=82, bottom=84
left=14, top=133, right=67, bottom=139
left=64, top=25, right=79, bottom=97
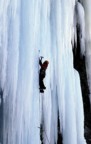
left=0, top=0, right=87, bottom=144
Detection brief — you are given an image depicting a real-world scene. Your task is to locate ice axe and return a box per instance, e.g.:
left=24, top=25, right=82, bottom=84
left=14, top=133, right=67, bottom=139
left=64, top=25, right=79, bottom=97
left=40, top=56, right=44, bottom=60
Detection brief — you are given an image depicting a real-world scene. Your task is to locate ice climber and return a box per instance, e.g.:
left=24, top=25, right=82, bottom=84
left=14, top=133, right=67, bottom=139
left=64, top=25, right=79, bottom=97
left=39, top=57, right=49, bottom=93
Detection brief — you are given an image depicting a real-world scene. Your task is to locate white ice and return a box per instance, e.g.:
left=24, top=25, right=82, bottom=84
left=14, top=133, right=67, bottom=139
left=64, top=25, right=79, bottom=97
left=0, top=0, right=86, bottom=144
left=75, top=2, right=85, bottom=56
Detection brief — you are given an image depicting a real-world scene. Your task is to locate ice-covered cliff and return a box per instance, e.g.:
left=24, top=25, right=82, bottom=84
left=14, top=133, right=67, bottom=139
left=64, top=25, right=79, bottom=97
left=0, top=0, right=90, bottom=144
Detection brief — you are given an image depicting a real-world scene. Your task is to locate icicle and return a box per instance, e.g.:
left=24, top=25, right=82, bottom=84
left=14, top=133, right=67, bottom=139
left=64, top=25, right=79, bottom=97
left=75, top=2, right=85, bottom=56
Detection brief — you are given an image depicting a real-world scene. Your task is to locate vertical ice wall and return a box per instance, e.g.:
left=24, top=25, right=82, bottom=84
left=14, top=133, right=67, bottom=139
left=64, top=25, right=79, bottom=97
left=0, top=0, right=86, bottom=144
left=1, top=0, right=41, bottom=144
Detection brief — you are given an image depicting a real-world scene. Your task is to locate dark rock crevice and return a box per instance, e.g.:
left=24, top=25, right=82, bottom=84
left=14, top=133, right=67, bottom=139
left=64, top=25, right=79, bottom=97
left=0, top=89, right=3, bottom=144
left=73, top=26, right=91, bottom=144
left=57, top=113, right=63, bottom=144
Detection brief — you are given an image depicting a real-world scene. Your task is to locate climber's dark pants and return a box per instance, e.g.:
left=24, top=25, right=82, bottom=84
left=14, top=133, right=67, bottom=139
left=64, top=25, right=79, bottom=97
left=39, top=75, right=45, bottom=89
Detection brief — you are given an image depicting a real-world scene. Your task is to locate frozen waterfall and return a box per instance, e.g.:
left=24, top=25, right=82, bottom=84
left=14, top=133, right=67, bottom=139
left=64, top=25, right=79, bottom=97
left=0, top=0, right=87, bottom=144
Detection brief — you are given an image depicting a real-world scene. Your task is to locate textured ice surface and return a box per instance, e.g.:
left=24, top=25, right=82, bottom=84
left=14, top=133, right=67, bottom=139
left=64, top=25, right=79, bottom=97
left=0, top=0, right=86, bottom=144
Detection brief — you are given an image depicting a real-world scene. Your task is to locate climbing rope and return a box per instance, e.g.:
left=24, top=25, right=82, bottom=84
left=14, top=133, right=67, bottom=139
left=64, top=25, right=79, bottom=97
left=38, top=94, right=50, bottom=144
left=38, top=51, right=50, bottom=144
left=38, top=126, right=50, bottom=144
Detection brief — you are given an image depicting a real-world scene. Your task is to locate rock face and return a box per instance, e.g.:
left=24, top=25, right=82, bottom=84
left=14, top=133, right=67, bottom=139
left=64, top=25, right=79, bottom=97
left=73, top=28, right=91, bottom=144
left=73, top=1, right=91, bottom=143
